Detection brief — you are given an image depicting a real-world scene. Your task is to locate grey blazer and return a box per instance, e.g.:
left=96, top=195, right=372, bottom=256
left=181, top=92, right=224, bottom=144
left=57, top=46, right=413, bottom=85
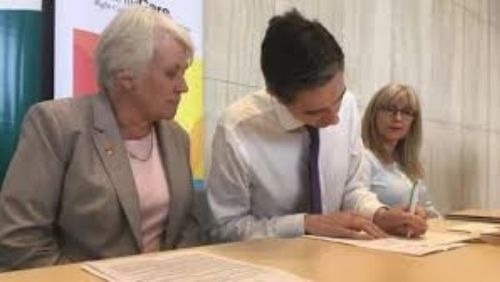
left=0, top=94, right=199, bottom=271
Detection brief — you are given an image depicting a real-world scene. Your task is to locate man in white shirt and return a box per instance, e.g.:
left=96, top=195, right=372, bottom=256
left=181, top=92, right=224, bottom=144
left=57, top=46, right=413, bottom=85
left=206, top=9, right=427, bottom=242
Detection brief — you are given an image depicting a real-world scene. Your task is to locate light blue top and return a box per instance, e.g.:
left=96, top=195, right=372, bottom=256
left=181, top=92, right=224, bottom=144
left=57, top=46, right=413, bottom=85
left=364, top=149, right=440, bottom=218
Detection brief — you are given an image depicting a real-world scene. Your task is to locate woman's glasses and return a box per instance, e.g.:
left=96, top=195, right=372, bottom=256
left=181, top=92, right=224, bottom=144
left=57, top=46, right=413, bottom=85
left=379, top=106, right=415, bottom=121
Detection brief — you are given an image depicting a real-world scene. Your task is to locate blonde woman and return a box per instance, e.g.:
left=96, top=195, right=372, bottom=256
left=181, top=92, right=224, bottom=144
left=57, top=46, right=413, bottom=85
left=362, top=83, right=439, bottom=218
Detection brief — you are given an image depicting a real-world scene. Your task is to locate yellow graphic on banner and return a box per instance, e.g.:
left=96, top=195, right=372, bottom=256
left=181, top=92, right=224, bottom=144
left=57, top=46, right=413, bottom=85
left=175, top=58, right=203, bottom=186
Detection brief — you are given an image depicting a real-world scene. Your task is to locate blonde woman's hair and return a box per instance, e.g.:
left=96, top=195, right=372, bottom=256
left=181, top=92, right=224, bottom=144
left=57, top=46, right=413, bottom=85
left=362, top=83, right=424, bottom=181
left=95, top=5, right=193, bottom=92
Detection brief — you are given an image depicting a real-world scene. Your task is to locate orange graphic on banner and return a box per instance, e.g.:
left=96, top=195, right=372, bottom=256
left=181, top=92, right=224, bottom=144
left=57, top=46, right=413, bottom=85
left=73, top=29, right=99, bottom=96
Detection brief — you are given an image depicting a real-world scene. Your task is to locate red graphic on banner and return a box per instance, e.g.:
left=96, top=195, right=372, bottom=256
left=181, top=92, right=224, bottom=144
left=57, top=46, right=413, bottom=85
left=73, top=29, right=99, bottom=96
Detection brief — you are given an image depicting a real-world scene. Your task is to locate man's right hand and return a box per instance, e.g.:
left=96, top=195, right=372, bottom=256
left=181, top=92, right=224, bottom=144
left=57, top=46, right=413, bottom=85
left=304, top=211, right=388, bottom=239
left=373, top=207, right=428, bottom=237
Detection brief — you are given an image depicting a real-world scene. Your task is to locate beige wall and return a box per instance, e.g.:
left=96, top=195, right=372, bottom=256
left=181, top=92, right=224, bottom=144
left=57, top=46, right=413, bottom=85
left=203, top=0, right=500, bottom=212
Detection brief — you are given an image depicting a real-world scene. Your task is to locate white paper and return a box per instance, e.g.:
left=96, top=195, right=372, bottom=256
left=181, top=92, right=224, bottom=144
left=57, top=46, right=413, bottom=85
left=447, top=222, right=500, bottom=235
left=82, top=251, right=309, bottom=282
left=306, top=231, right=478, bottom=256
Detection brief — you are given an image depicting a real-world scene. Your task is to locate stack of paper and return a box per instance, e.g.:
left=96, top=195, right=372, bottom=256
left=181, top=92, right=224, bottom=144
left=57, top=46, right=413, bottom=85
left=82, top=251, right=309, bottom=282
left=446, top=222, right=500, bottom=245
left=446, top=209, right=500, bottom=223
left=447, top=222, right=500, bottom=235
left=306, top=231, right=478, bottom=256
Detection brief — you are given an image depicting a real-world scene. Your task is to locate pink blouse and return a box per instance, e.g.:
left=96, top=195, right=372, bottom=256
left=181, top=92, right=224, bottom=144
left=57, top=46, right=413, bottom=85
left=125, top=131, right=169, bottom=253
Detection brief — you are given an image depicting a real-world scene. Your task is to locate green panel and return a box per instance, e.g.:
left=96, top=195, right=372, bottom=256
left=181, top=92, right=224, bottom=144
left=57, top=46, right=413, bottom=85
left=0, top=10, right=43, bottom=183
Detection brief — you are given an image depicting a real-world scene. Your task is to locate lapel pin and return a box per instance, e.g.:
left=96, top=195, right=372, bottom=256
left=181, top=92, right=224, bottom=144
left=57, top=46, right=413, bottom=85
left=104, top=144, right=114, bottom=156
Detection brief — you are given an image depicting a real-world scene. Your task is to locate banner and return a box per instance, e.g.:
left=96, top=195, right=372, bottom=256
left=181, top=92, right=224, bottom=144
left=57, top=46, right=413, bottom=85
left=0, top=1, right=43, bottom=182
left=54, top=0, right=204, bottom=187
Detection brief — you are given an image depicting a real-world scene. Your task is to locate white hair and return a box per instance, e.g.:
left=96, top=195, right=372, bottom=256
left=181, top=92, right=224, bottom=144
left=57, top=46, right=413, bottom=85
left=95, top=5, right=193, bottom=92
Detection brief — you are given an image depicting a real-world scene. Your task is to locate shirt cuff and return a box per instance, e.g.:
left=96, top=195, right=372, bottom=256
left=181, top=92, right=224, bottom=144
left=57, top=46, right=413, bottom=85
left=274, top=213, right=306, bottom=238
left=358, top=202, right=386, bottom=221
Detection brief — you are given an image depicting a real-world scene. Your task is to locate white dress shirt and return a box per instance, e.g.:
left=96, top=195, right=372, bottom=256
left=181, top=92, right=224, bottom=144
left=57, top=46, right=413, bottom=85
left=206, top=89, right=384, bottom=242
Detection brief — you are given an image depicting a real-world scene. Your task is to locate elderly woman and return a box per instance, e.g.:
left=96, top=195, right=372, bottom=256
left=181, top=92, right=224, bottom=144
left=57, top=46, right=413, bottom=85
left=362, top=83, right=439, bottom=218
left=0, top=6, right=199, bottom=271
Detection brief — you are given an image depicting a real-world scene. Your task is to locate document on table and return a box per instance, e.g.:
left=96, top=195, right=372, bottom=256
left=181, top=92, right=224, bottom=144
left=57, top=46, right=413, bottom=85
left=82, top=250, right=309, bottom=282
left=446, top=209, right=500, bottom=223
left=305, top=231, right=478, bottom=256
left=447, top=222, right=500, bottom=235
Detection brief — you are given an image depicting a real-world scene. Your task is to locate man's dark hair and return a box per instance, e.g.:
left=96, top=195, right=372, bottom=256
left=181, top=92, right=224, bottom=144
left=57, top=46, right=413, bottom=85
left=261, top=9, right=344, bottom=104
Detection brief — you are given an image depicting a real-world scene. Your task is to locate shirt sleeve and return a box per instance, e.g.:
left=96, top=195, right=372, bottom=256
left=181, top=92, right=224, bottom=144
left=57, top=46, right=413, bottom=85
left=0, top=104, right=68, bottom=271
left=342, top=138, right=385, bottom=219
left=339, top=96, right=385, bottom=219
left=206, top=124, right=305, bottom=242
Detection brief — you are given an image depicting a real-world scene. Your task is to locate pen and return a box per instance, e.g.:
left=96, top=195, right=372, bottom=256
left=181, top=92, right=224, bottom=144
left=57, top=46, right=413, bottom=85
left=407, top=180, right=419, bottom=238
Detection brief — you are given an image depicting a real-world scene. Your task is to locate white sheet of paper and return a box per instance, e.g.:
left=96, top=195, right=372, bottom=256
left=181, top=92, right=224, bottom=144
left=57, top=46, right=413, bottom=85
left=82, top=251, right=309, bottom=282
left=305, top=231, right=478, bottom=256
left=447, top=222, right=500, bottom=234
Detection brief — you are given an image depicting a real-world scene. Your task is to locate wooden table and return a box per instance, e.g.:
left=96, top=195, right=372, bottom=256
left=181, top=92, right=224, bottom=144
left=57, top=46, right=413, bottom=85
left=0, top=220, right=499, bottom=282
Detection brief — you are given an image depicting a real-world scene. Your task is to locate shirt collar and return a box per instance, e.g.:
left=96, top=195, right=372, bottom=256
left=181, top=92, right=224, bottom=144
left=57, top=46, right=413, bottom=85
left=269, top=93, right=305, bottom=131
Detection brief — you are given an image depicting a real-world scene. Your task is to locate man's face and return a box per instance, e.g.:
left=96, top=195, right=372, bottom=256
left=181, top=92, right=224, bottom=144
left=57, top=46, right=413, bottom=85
left=130, top=33, right=190, bottom=121
left=286, top=72, right=346, bottom=128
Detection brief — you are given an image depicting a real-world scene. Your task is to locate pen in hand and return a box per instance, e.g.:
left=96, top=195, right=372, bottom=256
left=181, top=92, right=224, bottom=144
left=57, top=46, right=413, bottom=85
left=406, top=180, right=420, bottom=238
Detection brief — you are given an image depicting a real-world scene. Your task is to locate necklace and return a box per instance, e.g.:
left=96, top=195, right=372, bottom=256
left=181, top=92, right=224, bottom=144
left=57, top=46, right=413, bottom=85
left=126, top=131, right=154, bottom=162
